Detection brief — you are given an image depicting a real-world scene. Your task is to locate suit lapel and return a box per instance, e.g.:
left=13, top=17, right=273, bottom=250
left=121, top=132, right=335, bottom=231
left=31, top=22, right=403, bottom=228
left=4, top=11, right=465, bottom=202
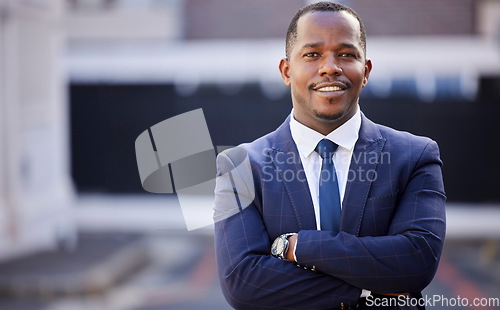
left=268, top=117, right=317, bottom=230
left=340, top=114, right=386, bottom=236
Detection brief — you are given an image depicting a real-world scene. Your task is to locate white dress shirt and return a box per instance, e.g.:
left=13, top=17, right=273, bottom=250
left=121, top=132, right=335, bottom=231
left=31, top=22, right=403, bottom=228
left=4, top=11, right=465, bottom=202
left=289, top=106, right=370, bottom=298
left=289, top=105, right=362, bottom=230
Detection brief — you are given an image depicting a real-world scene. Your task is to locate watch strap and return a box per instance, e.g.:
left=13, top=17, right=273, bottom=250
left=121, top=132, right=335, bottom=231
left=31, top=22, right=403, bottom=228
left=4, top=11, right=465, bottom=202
left=272, top=233, right=297, bottom=260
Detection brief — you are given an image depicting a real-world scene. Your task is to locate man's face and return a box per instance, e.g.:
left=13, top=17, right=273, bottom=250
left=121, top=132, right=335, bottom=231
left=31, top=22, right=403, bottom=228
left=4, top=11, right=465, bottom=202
left=279, top=11, right=372, bottom=135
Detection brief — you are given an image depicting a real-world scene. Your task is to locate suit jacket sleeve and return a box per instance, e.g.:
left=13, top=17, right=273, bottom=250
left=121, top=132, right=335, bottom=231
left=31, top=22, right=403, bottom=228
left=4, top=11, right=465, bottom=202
left=213, top=149, right=362, bottom=310
left=295, top=139, right=446, bottom=294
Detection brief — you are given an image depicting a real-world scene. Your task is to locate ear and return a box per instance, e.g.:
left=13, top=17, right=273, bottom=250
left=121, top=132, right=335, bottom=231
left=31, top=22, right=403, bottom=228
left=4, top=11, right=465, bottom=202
left=279, top=58, right=292, bottom=87
left=362, top=58, right=372, bottom=88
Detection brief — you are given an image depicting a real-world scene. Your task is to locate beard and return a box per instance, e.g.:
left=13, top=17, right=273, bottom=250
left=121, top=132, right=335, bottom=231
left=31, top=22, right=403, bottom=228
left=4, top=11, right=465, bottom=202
left=313, top=96, right=350, bottom=121
left=291, top=87, right=358, bottom=127
left=313, top=106, right=344, bottom=121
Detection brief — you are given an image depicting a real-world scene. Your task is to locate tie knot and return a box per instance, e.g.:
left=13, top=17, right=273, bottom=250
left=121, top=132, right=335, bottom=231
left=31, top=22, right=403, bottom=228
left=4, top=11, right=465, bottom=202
left=315, top=139, right=338, bottom=159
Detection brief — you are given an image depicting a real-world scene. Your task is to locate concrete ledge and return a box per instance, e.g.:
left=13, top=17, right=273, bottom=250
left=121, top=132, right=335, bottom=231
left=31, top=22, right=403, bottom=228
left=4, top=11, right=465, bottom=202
left=446, top=203, right=500, bottom=239
left=0, top=233, right=149, bottom=298
left=76, top=195, right=500, bottom=239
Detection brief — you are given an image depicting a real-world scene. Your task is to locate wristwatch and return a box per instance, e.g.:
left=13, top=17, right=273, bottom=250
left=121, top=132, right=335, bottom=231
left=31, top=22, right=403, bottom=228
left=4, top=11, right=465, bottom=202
left=271, top=233, right=297, bottom=260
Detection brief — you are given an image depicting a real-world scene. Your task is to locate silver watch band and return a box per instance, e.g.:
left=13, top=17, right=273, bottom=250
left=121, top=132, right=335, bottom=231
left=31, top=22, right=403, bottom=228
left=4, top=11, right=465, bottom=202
left=272, top=233, right=297, bottom=260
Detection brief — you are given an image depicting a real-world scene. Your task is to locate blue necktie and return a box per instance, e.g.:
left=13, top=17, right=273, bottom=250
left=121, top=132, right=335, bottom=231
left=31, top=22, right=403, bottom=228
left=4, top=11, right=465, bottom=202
left=315, top=139, right=341, bottom=232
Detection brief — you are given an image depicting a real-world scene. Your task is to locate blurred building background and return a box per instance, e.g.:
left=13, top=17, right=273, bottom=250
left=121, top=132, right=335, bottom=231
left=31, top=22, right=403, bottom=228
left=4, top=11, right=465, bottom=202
left=1, top=0, right=500, bottom=309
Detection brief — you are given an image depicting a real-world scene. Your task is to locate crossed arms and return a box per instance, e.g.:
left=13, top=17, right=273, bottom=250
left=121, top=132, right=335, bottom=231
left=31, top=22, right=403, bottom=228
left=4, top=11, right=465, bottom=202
left=213, top=139, right=446, bottom=309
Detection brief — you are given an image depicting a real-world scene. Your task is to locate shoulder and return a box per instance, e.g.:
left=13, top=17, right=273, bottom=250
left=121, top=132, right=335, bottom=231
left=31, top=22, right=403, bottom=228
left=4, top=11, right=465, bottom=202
left=361, top=113, right=435, bottom=147
left=218, top=116, right=292, bottom=165
left=378, top=123, right=434, bottom=146
left=215, top=136, right=271, bottom=182
left=369, top=120, right=441, bottom=164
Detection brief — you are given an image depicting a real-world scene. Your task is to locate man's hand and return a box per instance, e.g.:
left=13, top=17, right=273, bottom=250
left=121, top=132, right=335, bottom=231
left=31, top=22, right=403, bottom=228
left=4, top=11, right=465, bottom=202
left=286, top=234, right=298, bottom=262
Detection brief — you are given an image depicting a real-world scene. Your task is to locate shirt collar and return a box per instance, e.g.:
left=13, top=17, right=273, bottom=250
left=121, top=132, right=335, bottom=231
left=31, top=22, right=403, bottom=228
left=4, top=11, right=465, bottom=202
left=289, top=105, right=361, bottom=159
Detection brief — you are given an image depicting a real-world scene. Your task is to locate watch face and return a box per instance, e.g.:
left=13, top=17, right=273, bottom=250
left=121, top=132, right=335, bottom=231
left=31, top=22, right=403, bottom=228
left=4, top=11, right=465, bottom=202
left=271, top=237, right=284, bottom=256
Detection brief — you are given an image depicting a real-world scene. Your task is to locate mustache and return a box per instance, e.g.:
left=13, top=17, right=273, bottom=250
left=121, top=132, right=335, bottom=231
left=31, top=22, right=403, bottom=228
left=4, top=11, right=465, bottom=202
left=309, top=79, right=351, bottom=90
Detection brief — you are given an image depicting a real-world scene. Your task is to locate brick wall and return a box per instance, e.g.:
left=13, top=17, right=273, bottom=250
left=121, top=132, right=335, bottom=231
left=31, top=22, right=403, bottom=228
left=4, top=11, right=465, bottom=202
left=184, top=0, right=477, bottom=39
left=347, top=0, right=476, bottom=36
left=184, top=0, right=304, bottom=39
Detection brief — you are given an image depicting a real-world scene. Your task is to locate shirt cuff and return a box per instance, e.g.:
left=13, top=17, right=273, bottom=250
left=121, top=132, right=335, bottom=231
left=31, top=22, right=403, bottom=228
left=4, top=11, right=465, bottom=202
left=293, top=234, right=298, bottom=263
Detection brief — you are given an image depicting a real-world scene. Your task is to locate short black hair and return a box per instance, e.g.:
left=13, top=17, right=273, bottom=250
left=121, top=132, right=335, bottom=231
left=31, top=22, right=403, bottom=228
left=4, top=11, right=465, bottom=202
left=285, top=1, right=366, bottom=59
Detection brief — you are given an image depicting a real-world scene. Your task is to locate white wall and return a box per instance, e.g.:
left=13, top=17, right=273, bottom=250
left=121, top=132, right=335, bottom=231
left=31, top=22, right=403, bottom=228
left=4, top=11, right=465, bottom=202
left=0, top=0, right=75, bottom=261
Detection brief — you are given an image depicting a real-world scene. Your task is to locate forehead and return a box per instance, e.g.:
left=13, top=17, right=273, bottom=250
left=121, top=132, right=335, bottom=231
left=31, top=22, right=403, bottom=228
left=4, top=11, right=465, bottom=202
left=295, top=10, right=362, bottom=48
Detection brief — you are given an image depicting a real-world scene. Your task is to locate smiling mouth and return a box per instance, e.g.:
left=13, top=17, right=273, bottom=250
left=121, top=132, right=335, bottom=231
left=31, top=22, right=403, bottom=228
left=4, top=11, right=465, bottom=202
left=316, top=86, right=345, bottom=92
left=311, top=80, right=349, bottom=93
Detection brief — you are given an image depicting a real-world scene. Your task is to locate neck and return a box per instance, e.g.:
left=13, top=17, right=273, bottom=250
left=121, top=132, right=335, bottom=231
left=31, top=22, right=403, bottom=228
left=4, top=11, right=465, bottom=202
left=293, top=106, right=358, bottom=136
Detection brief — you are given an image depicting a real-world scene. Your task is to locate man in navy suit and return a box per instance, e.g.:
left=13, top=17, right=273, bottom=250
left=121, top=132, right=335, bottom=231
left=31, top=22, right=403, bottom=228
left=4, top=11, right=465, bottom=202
left=214, top=2, right=446, bottom=309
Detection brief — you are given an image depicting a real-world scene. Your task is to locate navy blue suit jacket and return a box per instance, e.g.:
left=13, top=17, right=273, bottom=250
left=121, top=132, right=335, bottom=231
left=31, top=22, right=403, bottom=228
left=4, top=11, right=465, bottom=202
left=214, top=113, right=446, bottom=309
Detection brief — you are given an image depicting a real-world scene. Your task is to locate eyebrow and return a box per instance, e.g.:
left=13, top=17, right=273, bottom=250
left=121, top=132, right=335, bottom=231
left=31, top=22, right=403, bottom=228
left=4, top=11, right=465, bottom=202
left=301, top=42, right=360, bottom=51
left=301, top=42, right=322, bottom=49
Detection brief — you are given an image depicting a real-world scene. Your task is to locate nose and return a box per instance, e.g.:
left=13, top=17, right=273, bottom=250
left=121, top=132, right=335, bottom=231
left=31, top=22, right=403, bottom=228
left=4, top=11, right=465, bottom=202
left=319, top=54, right=342, bottom=76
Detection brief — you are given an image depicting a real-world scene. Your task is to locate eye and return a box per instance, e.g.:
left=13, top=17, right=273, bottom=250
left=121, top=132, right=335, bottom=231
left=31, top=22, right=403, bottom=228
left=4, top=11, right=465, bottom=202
left=304, top=52, right=320, bottom=58
left=339, top=53, right=356, bottom=58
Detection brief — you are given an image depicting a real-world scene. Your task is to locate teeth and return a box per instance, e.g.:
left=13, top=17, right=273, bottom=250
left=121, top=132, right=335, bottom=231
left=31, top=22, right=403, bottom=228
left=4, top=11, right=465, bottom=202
left=317, top=86, right=343, bottom=92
